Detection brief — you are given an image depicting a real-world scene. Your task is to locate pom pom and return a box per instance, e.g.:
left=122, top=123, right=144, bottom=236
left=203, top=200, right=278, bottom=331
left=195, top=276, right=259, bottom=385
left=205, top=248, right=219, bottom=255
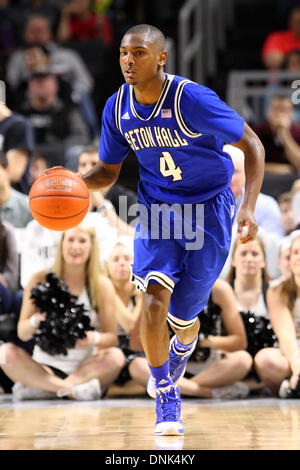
left=240, top=311, right=278, bottom=357
left=191, top=341, right=211, bottom=362
left=198, top=307, right=219, bottom=338
left=190, top=301, right=221, bottom=363
left=30, top=272, right=94, bottom=355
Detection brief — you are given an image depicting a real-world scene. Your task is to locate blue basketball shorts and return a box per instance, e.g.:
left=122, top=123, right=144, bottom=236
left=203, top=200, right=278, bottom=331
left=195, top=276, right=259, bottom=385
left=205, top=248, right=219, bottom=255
left=131, top=186, right=236, bottom=330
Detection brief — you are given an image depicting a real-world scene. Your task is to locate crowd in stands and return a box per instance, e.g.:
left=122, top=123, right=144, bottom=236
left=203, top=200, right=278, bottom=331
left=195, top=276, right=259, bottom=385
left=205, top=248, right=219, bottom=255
left=1, top=0, right=300, bottom=402
left=262, top=2, right=300, bottom=70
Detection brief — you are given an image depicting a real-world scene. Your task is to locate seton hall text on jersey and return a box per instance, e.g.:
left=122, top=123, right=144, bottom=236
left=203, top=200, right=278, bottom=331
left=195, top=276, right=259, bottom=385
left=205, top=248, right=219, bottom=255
left=124, top=126, right=189, bottom=151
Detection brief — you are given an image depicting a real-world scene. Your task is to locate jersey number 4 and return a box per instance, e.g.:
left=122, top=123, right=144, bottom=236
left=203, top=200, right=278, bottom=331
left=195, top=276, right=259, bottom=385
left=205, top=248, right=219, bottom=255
left=159, top=151, right=183, bottom=182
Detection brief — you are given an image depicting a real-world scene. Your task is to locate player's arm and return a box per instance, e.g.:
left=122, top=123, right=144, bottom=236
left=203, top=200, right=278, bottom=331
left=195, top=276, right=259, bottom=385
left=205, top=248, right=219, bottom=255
left=232, top=122, right=265, bottom=243
left=82, top=95, right=130, bottom=191
left=82, top=160, right=122, bottom=191
left=181, top=85, right=265, bottom=243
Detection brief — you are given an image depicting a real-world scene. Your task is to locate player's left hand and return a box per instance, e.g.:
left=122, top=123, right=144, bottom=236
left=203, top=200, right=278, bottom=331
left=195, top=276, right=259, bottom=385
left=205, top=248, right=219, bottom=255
left=236, top=207, right=258, bottom=243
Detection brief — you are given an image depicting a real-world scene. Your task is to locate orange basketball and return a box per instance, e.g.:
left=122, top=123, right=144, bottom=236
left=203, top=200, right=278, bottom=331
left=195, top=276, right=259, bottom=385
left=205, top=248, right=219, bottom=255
left=29, top=166, right=90, bottom=231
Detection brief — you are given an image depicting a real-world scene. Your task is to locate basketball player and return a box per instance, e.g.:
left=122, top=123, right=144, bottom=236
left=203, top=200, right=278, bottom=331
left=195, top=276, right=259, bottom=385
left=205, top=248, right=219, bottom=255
left=81, top=24, right=265, bottom=435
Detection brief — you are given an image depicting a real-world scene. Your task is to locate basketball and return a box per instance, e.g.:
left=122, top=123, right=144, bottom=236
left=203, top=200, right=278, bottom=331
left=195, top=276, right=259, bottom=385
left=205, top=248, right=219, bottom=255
left=29, top=167, right=90, bottom=231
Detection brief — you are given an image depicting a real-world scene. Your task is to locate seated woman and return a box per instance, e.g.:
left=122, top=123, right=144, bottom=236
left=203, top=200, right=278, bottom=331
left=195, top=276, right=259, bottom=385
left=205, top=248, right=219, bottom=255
left=104, top=241, right=148, bottom=396
left=0, top=218, right=22, bottom=394
left=227, top=236, right=278, bottom=393
left=254, top=233, right=300, bottom=395
left=0, top=224, right=125, bottom=400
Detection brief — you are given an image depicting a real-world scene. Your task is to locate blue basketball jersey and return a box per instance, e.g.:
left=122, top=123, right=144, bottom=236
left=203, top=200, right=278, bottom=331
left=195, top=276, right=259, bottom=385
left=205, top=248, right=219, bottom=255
left=99, top=74, right=244, bottom=204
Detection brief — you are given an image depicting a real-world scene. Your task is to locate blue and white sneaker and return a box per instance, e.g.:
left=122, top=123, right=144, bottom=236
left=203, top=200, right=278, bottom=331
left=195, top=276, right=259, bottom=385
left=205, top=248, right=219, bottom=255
left=147, top=335, right=197, bottom=398
left=154, top=385, right=184, bottom=435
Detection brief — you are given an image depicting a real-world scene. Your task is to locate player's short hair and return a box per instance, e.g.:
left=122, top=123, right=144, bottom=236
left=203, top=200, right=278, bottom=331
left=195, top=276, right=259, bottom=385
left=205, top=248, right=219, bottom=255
left=123, top=24, right=165, bottom=50
left=0, top=150, right=8, bottom=169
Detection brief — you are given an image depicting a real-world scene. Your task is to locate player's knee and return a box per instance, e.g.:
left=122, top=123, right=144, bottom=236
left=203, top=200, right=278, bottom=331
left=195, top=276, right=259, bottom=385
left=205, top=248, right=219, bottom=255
left=172, top=318, right=200, bottom=340
left=142, top=296, right=166, bottom=325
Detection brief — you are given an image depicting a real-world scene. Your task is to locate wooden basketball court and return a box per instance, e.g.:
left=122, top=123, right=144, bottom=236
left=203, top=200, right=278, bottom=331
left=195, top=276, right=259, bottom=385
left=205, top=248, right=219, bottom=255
left=0, top=395, right=300, bottom=450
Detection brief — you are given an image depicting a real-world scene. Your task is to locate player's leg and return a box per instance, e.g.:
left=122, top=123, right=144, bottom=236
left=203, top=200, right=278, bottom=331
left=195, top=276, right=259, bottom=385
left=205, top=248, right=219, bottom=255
left=144, top=317, right=200, bottom=399
left=145, top=256, right=216, bottom=398
left=141, top=283, right=184, bottom=435
left=131, top=219, right=185, bottom=434
left=167, top=319, right=200, bottom=387
left=141, top=283, right=171, bottom=368
left=164, top=187, right=237, bottom=394
left=172, top=319, right=200, bottom=345
left=131, top=192, right=191, bottom=435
